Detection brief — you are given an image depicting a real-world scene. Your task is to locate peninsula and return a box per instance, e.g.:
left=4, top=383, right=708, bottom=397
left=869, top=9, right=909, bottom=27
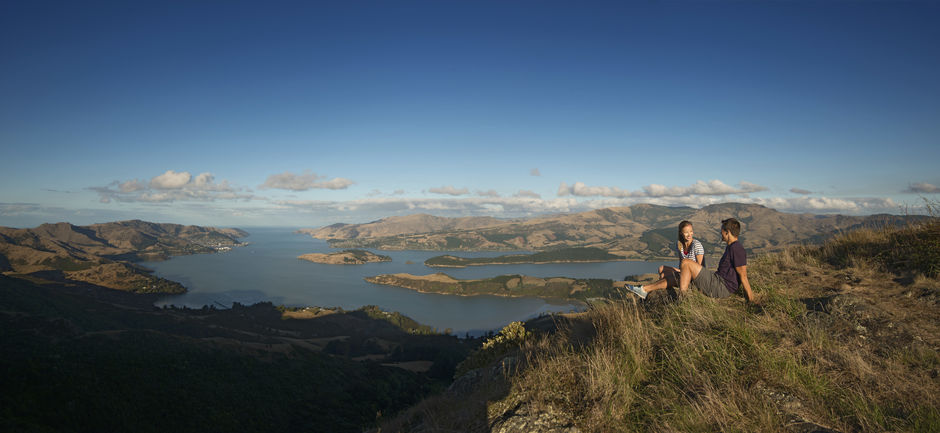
left=0, top=220, right=247, bottom=294
left=365, top=272, right=615, bottom=301
left=299, top=249, right=391, bottom=265
left=424, top=247, right=626, bottom=268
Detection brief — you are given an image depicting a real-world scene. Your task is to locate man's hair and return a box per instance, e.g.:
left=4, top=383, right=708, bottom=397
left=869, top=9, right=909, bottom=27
left=721, top=218, right=741, bottom=237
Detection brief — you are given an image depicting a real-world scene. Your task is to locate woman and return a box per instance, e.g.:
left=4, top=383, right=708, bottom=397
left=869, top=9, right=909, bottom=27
left=657, top=220, right=704, bottom=288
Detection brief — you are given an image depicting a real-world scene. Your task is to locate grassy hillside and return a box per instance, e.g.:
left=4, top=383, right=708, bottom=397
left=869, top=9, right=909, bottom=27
left=0, top=220, right=247, bottom=293
left=0, top=276, right=474, bottom=433
left=380, top=214, right=940, bottom=432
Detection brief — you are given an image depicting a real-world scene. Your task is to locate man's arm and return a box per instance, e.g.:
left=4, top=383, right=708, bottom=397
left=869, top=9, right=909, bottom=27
left=735, top=265, right=756, bottom=303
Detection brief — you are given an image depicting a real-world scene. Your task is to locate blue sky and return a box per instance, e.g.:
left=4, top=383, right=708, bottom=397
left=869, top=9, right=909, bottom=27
left=1, top=0, right=938, bottom=228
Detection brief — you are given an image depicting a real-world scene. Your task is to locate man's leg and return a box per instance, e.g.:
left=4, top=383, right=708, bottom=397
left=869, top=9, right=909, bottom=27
left=679, top=259, right=704, bottom=292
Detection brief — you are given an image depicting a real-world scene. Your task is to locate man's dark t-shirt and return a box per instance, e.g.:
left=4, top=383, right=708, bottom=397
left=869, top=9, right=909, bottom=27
left=715, top=241, right=747, bottom=293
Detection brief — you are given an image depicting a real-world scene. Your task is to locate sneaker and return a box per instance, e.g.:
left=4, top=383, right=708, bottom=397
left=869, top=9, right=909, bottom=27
left=626, top=284, right=647, bottom=300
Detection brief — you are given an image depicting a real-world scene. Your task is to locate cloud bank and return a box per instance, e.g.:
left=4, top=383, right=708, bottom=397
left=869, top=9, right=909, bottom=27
left=558, top=180, right=767, bottom=198
left=429, top=186, right=470, bottom=196
left=259, top=171, right=354, bottom=191
left=906, top=182, right=939, bottom=194
left=90, top=170, right=253, bottom=203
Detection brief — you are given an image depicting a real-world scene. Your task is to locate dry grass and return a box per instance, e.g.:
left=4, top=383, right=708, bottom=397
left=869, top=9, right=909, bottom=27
left=378, top=214, right=940, bottom=432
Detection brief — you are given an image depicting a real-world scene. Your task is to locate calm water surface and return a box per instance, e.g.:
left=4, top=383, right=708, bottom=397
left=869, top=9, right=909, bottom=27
left=146, top=228, right=672, bottom=335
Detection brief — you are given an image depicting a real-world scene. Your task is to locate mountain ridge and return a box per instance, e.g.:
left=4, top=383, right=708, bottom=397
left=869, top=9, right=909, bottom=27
left=300, top=203, right=919, bottom=258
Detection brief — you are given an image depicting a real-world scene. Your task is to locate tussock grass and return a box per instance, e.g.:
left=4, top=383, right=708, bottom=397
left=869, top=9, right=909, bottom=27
left=815, top=204, right=940, bottom=279
left=379, top=215, right=940, bottom=432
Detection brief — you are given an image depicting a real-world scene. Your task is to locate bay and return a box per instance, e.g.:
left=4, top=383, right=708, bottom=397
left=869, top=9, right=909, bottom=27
left=146, top=228, right=673, bottom=335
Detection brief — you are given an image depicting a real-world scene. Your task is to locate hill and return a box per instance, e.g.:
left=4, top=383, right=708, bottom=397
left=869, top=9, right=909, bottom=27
left=299, top=203, right=919, bottom=259
left=0, top=220, right=247, bottom=293
left=298, top=214, right=509, bottom=240
left=0, top=274, right=474, bottom=433
left=378, top=214, right=940, bottom=432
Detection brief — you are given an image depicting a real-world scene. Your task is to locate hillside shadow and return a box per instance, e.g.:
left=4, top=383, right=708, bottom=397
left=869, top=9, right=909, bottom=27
left=0, top=274, right=476, bottom=433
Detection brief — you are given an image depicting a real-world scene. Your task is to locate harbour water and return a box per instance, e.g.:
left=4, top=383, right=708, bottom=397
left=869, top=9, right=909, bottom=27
left=146, top=228, right=672, bottom=335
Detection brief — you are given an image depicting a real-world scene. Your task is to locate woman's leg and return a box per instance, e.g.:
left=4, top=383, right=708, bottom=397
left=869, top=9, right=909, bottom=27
left=661, top=267, right=680, bottom=288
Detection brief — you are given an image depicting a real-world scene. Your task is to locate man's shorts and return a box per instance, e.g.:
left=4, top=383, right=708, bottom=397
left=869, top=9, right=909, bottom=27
left=691, top=270, right=732, bottom=298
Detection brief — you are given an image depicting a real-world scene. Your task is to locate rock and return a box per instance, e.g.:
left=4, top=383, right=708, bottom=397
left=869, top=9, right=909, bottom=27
left=490, top=402, right=580, bottom=433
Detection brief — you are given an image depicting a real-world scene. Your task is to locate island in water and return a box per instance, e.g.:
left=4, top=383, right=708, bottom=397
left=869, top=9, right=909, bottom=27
left=424, top=247, right=626, bottom=268
left=299, top=249, right=392, bottom=265
left=365, top=272, right=617, bottom=301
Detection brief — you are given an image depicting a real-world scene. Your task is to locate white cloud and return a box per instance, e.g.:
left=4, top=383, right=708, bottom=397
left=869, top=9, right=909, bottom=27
left=429, top=186, right=470, bottom=196
left=558, top=180, right=767, bottom=198
left=259, top=171, right=354, bottom=191
left=477, top=190, right=501, bottom=198
left=273, top=193, right=896, bottom=221
left=193, top=172, right=214, bottom=187
left=514, top=190, right=541, bottom=199
left=118, top=179, right=146, bottom=193
left=274, top=196, right=581, bottom=218
left=790, top=188, right=813, bottom=195
left=530, top=168, right=541, bottom=176
left=752, top=196, right=898, bottom=214
left=906, top=182, right=940, bottom=194
left=90, top=170, right=254, bottom=203
left=150, top=170, right=192, bottom=190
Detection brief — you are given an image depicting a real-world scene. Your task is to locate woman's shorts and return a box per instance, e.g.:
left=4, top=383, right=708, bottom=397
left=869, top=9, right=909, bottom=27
left=691, top=270, right=732, bottom=298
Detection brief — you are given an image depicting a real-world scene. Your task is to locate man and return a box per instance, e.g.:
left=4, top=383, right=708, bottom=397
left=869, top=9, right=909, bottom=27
left=619, top=218, right=756, bottom=303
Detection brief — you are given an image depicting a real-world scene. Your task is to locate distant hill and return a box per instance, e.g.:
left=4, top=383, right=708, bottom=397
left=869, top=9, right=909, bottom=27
left=298, top=214, right=510, bottom=240
left=0, top=220, right=247, bottom=293
left=300, top=203, right=919, bottom=259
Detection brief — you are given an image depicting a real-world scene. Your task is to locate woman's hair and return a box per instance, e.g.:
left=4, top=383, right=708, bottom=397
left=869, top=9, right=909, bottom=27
left=677, top=220, right=693, bottom=248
